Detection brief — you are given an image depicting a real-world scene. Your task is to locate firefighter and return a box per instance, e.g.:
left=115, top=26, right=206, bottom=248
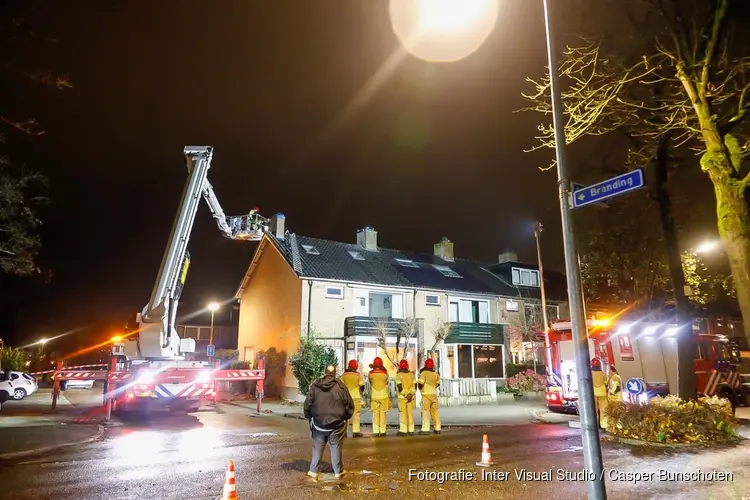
left=368, top=357, right=390, bottom=437
left=591, top=357, right=608, bottom=430
left=395, top=359, right=416, bottom=436
left=608, top=365, right=622, bottom=403
left=418, top=358, right=441, bottom=434
left=341, top=360, right=365, bottom=437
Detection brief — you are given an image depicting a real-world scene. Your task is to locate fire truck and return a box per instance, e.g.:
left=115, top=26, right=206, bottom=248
left=545, top=316, right=745, bottom=414
left=113, top=146, right=268, bottom=414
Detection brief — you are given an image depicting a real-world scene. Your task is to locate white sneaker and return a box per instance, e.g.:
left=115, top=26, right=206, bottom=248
left=335, top=470, right=346, bottom=479
left=307, top=471, right=319, bottom=479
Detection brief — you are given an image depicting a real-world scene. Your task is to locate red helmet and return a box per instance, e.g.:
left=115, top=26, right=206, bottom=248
left=424, top=358, right=435, bottom=369
left=372, top=357, right=384, bottom=368
left=399, top=360, right=409, bottom=370
left=591, top=357, right=602, bottom=368
left=347, top=360, right=358, bottom=370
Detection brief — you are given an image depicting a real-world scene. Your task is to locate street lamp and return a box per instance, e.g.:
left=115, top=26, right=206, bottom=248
left=389, top=0, right=499, bottom=62
left=207, top=302, right=220, bottom=360
left=390, top=2, right=606, bottom=498
left=534, top=222, right=552, bottom=376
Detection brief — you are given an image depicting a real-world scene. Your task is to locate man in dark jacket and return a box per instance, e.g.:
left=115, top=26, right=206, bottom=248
left=304, top=364, right=354, bottom=479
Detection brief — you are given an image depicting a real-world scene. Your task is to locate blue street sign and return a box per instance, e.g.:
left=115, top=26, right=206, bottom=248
left=207, top=344, right=215, bottom=357
left=572, top=169, right=645, bottom=209
left=572, top=183, right=609, bottom=207
left=626, top=378, right=644, bottom=395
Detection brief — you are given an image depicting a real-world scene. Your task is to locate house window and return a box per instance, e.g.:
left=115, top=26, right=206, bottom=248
left=433, top=264, right=462, bottom=278
left=325, top=285, right=344, bottom=299
left=425, top=294, right=440, bottom=306
left=395, top=258, right=419, bottom=268
left=511, top=267, right=540, bottom=287
left=348, top=250, right=365, bottom=260
left=454, top=344, right=505, bottom=378
left=302, top=244, right=320, bottom=255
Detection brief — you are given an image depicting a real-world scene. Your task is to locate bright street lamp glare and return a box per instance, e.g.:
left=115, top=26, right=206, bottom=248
left=38, top=338, right=48, bottom=345
left=695, top=240, right=720, bottom=254
left=390, top=0, right=499, bottom=62
left=207, top=302, right=220, bottom=312
left=418, top=0, right=486, bottom=31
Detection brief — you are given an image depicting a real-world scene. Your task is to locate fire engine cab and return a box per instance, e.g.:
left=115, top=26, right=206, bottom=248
left=546, top=317, right=745, bottom=414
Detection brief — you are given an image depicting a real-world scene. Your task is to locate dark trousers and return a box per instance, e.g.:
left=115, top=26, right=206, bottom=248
left=309, top=421, right=347, bottom=474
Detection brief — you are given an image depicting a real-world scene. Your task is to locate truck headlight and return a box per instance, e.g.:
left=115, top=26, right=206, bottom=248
left=196, top=370, right=212, bottom=384
left=136, top=370, right=155, bottom=384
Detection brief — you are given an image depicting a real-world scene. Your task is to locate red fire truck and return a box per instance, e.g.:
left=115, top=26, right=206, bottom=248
left=545, top=317, right=745, bottom=414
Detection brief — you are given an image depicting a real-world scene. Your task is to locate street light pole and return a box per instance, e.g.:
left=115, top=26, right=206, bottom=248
left=542, top=1, right=606, bottom=498
left=534, top=222, right=552, bottom=376
left=207, top=302, right=220, bottom=361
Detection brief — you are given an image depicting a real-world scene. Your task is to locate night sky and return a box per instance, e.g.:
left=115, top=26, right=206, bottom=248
left=0, top=1, right=721, bottom=346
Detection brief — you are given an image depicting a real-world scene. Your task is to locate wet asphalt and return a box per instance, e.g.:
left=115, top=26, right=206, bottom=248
left=1, top=399, right=749, bottom=500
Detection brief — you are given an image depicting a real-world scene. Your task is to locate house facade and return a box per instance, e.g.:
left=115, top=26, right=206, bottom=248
left=235, top=214, right=568, bottom=400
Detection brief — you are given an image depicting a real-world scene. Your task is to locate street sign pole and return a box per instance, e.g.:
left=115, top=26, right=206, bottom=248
left=543, top=1, right=607, bottom=498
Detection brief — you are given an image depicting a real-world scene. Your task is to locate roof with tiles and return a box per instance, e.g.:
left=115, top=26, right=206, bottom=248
left=251, top=229, right=567, bottom=302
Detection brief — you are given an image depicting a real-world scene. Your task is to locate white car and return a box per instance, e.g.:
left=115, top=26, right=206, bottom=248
left=62, top=379, right=95, bottom=390
left=0, top=371, right=38, bottom=400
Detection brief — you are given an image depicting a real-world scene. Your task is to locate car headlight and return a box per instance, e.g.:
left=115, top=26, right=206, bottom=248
left=136, top=370, right=155, bottom=384
left=196, top=370, right=212, bottom=384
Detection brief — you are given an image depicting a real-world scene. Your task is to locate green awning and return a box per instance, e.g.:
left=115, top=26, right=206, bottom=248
left=444, top=323, right=505, bottom=345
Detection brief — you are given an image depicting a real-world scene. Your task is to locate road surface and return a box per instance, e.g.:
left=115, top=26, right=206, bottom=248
left=1, top=398, right=749, bottom=500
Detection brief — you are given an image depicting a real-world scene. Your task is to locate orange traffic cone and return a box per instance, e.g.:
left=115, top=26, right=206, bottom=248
left=222, top=460, right=238, bottom=499
left=475, top=434, right=494, bottom=467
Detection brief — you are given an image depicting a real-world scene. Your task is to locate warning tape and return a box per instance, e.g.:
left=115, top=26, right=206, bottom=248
left=30, top=364, right=107, bottom=375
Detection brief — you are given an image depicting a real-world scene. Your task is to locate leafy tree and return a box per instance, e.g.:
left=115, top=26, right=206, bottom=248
left=0, top=346, right=28, bottom=371
left=289, top=336, right=338, bottom=396
left=682, top=251, right=736, bottom=306
left=521, top=0, right=750, bottom=396
left=0, top=3, right=71, bottom=276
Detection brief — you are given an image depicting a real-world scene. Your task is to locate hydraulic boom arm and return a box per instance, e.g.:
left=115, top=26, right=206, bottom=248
left=133, top=146, right=266, bottom=359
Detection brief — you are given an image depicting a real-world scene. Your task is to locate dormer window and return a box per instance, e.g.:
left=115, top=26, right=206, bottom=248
left=432, top=264, right=462, bottom=278
left=348, top=250, right=365, bottom=261
left=512, top=267, right=540, bottom=287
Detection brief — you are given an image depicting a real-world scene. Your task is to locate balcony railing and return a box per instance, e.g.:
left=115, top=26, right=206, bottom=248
left=445, top=322, right=505, bottom=345
left=344, top=316, right=425, bottom=338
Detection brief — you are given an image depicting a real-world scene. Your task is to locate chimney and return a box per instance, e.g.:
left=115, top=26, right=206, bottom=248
left=433, top=237, right=454, bottom=262
left=270, top=213, right=285, bottom=238
left=356, top=226, right=378, bottom=251
left=498, top=250, right=518, bottom=264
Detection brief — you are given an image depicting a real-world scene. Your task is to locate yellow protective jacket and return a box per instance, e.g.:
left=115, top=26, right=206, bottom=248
left=608, top=373, right=622, bottom=397
left=418, top=368, right=440, bottom=396
left=395, top=369, right=416, bottom=399
left=341, top=369, right=364, bottom=400
left=368, top=367, right=390, bottom=400
left=592, top=369, right=608, bottom=398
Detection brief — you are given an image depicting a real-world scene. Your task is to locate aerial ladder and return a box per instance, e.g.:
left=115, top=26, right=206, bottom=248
left=111, top=145, right=268, bottom=413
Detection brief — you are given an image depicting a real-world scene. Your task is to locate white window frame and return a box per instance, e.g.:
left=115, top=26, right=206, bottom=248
left=447, top=343, right=506, bottom=379
left=324, top=285, right=345, bottom=299
left=432, top=264, right=462, bottom=278
left=425, top=294, right=441, bottom=306
left=511, top=266, right=540, bottom=287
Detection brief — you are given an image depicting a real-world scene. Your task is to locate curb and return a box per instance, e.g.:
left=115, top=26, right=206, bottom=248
left=0, top=424, right=105, bottom=461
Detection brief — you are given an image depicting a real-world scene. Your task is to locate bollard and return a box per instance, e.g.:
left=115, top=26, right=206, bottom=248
left=105, top=357, right=117, bottom=421
left=256, top=357, right=265, bottom=413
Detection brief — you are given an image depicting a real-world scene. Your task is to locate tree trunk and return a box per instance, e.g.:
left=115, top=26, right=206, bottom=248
left=650, top=136, right=696, bottom=399
left=712, top=177, right=750, bottom=344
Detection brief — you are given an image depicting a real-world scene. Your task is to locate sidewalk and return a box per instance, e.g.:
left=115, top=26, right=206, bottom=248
left=0, top=390, right=105, bottom=460
left=225, top=399, right=574, bottom=426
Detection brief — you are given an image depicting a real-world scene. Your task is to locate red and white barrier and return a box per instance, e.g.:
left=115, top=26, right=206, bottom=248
left=212, top=369, right=264, bottom=381
left=31, top=363, right=107, bottom=376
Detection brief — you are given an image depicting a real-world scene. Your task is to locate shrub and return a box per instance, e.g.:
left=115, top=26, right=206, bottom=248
left=0, top=347, right=28, bottom=372
left=503, top=369, right=547, bottom=394
left=289, top=337, right=338, bottom=396
left=606, top=395, right=738, bottom=444
left=506, top=363, right=546, bottom=378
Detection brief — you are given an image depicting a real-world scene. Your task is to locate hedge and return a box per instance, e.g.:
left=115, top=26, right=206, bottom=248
left=606, top=395, right=738, bottom=444
left=505, top=363, right=546, bottom=378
